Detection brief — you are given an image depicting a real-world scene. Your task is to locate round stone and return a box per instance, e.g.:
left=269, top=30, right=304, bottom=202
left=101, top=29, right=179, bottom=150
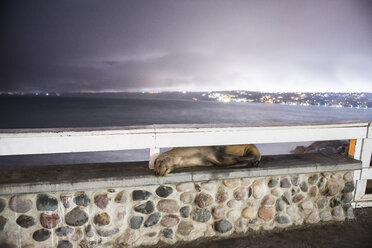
left=157, top=199, right=179, bottom=213
left=177, top=221, right=194, bottom=236
left=330, top=197, right=341, bottom=208
left=40, top=213, right=60, bottom=229
left=60, top=195, right=71, bottom=209
left=180, top=206, right=190, bottom=218
left=301, top=200, right=314, bottom=211
left=192, top=207, right=211, bottom=223
left=213, top=206, right=226, bottom=219
left=268, top=179, right=279, bottom=188
left=280, top=178, right=291, bottom=188
left=162, top=229, right=173, bottom=239
left=156, top=186, right=173, bottom=198
left=33, top=229, right=51, bottom=242
left=115, top=190, right=127, bottom=203
left=332, top=207, right=345, bottom=220
left=276, top=199, right=286, bottom=211
left=0, top=198, right=5, bottom=213
left=94, top=212, right=111, bottom=226
left=0, top=216, right=7, bottom=231
left=242, top=207, right=257, bottom=219
left=308, top=175, right=319, bottom=185
left=144, top=212, right=161, bottom=227
left=56, top=226, right=74, bottom=237
left=327, top=180, right=345, bottom=196
left=180, top=192, right=194, bottom=204
left=161, top=215, right=180, bottom=227
left=94, top=194, right=110, bottom=209
left=85, top=224, right=94, bottom=237
left=134, top=201, right=154, bottom=214
left=16, top=215, right=36, bottom=228
left=309, top=186, right=318, bottom=197
left=97, top=228, right=119, bottom=237
left=344, top=172, right=354, bottom=182
left=320, top=210, right=332, bottom=221
left=74, top=192, right=90, bottom=207
left=292, top=194, right=305, bottom=203
left=271, top=188, right=281, bottom=197
left=345, top=205, right=355, bottom=219
left=65, top=207, right=89, bottom=226
left=258, top=207, right=276, bottom=221
left=195, top=192, right=213, bottom=208
left=262, top=195, right=276, bottom=206
left=129, top=216, right=143, bottom=229
left=176, top=183, right=194, bottom=192
left=227, top=210, right=240, bottom=221
left=306, top=212, right=320, bottom=223
left=241, top=178, right=252, bottom=186
left=132, top=190, right=151, bottom=201
left=282, top=191, right=291, bottom=204
left=252, top=180, right=266, bottom=198
left=291, top=176, right=300, bottom=186
left=215, top=187, right=228, bottom=203
left=317, top=198, right=327, bottom=209
left=342, top=182, right=355, bottom=193
left=227, top=200, right=241, bottom=209
left=277, top=215, right=290, bottom=224
left=57, top=240, right=72, bottom=248
left=223, top=179, right=240, bottom=188
left=116, top=229, right=137, bottom=245
left=214, top=220, right=232, bottom=233
left=300, top=182, right=308, bottom=192
left=9, top=195, right=33, bottom=213
left=201, top=182, right=217, bottom=191
left=234, top=187, right=248, bottom=201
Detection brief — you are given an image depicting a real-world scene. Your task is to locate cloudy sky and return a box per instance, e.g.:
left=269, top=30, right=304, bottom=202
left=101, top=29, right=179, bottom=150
left=1, top=0, right=371, bottom=93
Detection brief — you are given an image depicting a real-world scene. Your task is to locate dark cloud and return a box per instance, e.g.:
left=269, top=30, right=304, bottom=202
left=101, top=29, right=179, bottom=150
left=1, top=0, right=371, bottom=92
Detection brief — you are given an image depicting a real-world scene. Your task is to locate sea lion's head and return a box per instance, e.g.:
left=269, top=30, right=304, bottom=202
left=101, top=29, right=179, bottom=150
left=154, top=155, right=175, bottom=176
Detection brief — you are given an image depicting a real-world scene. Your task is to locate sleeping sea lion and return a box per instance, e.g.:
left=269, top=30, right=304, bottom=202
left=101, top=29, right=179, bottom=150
left=154, top=144, right=261, bottom=176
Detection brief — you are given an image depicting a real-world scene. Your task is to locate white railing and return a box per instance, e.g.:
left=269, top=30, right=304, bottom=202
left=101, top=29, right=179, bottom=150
left=0, top=122, right=371, bottom=206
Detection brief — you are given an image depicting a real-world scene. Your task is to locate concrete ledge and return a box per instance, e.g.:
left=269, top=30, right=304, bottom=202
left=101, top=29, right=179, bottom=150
left=0, top=153, right=361, bottom=195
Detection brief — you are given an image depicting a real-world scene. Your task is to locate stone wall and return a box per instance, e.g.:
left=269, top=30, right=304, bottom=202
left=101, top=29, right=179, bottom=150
left=0, top=171, right=356, bottom=248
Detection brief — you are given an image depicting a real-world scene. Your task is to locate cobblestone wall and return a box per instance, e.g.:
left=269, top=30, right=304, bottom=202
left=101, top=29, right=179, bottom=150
left=0, top=171, right=355, bottom=248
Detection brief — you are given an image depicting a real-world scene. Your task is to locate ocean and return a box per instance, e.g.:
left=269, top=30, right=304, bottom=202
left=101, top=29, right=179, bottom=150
left=0, top=95, right=371, bottom=167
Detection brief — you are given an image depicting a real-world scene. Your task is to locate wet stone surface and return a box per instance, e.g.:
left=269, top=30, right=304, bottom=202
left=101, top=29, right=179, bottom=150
left=134, top=201, right=155, bottom=214
left=156, top=186, right=174, bottom=198
left=16, top=215, right=36, bottom=228
left=56, top=226, right=74, bottom=237
left=132, top=190, right=152, bottom=201
left=144, top=212, right=161, bottom=227
left=74, top=192, right=90, bottom=207
left=214, top=220, right=232, bottom=233
left=33, top=229, right=51, bottom=242
left=65, top=207, right=89, bottom=226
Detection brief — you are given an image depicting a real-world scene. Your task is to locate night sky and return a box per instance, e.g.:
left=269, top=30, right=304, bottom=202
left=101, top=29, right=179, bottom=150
left=1, top=0, right=371, bottom=93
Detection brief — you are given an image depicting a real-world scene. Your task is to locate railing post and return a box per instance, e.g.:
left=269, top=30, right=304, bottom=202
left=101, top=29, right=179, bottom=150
left=149, top=148, right=160, bottom=170
left=354, top=124, right=372, bottom=206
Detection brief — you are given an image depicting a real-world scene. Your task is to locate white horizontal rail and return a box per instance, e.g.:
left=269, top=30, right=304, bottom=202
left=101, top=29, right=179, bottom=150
left=0, top=123, right=369, bottom=156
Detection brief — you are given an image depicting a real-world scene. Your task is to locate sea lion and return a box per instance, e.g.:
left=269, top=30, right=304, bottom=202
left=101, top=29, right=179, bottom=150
left=154, top=144, right=261, bottom=176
